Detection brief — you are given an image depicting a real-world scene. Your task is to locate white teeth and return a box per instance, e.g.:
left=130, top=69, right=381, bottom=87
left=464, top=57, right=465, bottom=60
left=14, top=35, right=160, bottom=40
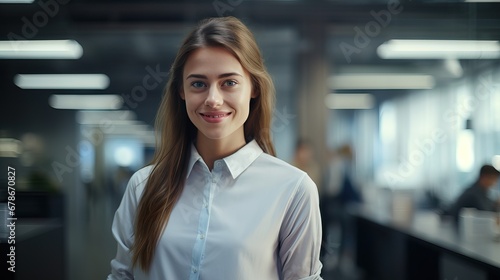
left=204, top=114, right=225, bottom=118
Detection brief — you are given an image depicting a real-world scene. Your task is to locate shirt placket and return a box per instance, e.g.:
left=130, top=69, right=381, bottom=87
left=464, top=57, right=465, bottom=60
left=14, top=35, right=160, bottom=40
left=189, top=162, right=221, bottom=280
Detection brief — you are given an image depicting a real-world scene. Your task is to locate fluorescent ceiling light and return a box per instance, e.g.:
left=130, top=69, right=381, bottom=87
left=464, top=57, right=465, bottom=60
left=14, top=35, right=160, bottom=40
left=49, top=94, right=123, bottom=110
left=456, top=130, right=475, bottom=172
left=465, top=0, right=500, bottom=2
left=105, top=124, right=153, bottom=135
left=325, top=93, right=375, bottom=110
left=82, top=121, right=150, bottom=134
left=14, top=74, right=109, bottom=90
left=0, top=138, right=22, bottom=158
left=76, top=110, right=136, bottom=124
left=329, top=74, right=435, bottom=90
left=0, top=39, right=82, bottom=59
left=492, top=155, right=500, bottom=171
left=81, top=120, right=142, bottom=126
left=0, top=0, right=34, bottom=3
left=378, top=40, right=500, bottom=59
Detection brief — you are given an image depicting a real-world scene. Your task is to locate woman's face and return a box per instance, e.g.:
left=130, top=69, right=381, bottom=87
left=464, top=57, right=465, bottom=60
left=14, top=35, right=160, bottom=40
left=181, top=47, right=255, bottom=143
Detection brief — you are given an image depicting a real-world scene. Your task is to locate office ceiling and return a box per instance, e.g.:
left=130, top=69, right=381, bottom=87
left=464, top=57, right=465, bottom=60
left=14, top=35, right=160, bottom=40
left=1, top=0, right=500, bottom=127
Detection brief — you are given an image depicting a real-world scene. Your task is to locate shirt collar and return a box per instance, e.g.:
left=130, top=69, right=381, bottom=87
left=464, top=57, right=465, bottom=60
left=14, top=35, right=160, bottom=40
left=186, top=144, right=203, bottom=179
left=186, top=139, right=263, bottom=179
left=223, top=140, right=263, bottom=179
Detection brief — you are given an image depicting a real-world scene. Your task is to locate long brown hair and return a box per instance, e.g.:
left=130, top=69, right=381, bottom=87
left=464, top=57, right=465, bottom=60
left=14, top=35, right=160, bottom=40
left=132, top=16, right=276, bottom=271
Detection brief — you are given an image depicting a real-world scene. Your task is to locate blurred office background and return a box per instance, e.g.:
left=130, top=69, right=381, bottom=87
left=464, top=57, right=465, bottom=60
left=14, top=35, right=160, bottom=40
left=0, top=0, right=499, bottom=279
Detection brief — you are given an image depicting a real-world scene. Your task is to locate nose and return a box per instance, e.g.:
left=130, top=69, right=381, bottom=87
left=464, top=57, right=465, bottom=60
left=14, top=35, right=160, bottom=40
left=205, top=85, right=223, bottom=108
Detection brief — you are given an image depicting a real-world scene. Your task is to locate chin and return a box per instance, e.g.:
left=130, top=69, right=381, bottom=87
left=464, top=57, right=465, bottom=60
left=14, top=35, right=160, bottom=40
left=198, top=130, right=229, bottom=141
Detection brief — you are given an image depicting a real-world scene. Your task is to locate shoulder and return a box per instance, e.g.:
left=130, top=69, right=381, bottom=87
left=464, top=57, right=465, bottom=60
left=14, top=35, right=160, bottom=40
left=455, top=185, right=483, bottom=207
left=126, top=165, right=154, bottom=196
left=462, top=185, right=481, bottom=197
left=255, top=153, right=318, bottom=194
left=257, top=153, right=306, bottom=176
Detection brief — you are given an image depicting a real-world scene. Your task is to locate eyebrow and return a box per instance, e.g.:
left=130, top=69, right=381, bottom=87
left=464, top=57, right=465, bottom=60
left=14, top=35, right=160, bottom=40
left=186, top=72, right=243, bottom=79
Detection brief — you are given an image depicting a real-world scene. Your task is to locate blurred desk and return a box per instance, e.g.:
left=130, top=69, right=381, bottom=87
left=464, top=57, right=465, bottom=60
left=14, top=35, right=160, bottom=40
left=352, top=206, right=500, bottom=280
left=1, top=219, right=64, bottom=280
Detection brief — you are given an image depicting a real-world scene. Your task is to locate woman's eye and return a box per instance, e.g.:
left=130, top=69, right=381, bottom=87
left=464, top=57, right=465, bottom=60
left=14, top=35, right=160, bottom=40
left=191, top=81, right=206, bottom=88
left=225, top=80, right=237, bottom=86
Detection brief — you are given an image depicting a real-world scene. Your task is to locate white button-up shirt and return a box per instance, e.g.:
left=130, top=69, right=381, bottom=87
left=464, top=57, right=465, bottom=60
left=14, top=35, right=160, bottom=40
left=108, top=140, right=323, bottom=280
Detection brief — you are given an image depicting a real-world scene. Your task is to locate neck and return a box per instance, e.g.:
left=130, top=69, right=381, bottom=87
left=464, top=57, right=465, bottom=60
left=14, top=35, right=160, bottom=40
left=195, top=133, right=246, bottom=170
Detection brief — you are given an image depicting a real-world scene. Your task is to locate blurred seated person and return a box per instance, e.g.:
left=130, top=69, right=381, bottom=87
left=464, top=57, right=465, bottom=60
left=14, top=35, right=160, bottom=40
left=449, top=164, right=500, bottom=224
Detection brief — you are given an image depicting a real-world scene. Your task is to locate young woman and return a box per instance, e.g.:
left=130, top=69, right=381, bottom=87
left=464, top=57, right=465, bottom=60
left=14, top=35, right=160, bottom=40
left=108, top=16, right=323, bottom=280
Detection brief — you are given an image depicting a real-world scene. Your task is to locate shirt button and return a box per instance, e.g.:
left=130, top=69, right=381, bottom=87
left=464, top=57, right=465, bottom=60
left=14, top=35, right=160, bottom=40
left=203, top=203, right=208, bottom=208
left=199, top=234, right=205, bottom=240
left=192, top=267, right=198, bottom=273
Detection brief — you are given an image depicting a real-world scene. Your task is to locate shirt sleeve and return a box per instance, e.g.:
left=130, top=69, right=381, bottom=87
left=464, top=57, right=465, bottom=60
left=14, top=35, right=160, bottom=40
left=279, top=173, right=323, bottom=280
left=107, top=173, right=141, bottom=280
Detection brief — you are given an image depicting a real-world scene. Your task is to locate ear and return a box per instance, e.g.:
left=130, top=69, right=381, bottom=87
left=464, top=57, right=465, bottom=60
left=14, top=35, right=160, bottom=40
left=251, top=89, right=259, bottom=99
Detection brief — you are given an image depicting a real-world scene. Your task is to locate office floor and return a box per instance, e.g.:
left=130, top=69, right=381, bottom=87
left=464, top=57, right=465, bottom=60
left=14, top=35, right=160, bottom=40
left=321, top=223, right=365, bottom=280
left=67, top=191, right=118, bottom=280
left=321, top=255, right=364, bottom=280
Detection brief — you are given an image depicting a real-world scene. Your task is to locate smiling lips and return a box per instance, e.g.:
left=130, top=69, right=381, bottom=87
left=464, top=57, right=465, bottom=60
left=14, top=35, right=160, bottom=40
left=200, top=112, right=232, bottom=123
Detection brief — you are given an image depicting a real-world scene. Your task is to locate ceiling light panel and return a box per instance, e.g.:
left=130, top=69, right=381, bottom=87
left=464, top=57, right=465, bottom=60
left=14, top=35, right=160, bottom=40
left=14, top=74, right=110, bottom=90
left=378, top=40, right=500, bottom=59
left=49, top=94, right=123, bottom=110
left=0, top=0, right=35, bottom=3
left=0, top=40, right=83, bottom=59
left=76, top=110, right=137, bottom=124
left=325, top=93, right=375, bottom=110
left=329, top=74, right=435, bottom=90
